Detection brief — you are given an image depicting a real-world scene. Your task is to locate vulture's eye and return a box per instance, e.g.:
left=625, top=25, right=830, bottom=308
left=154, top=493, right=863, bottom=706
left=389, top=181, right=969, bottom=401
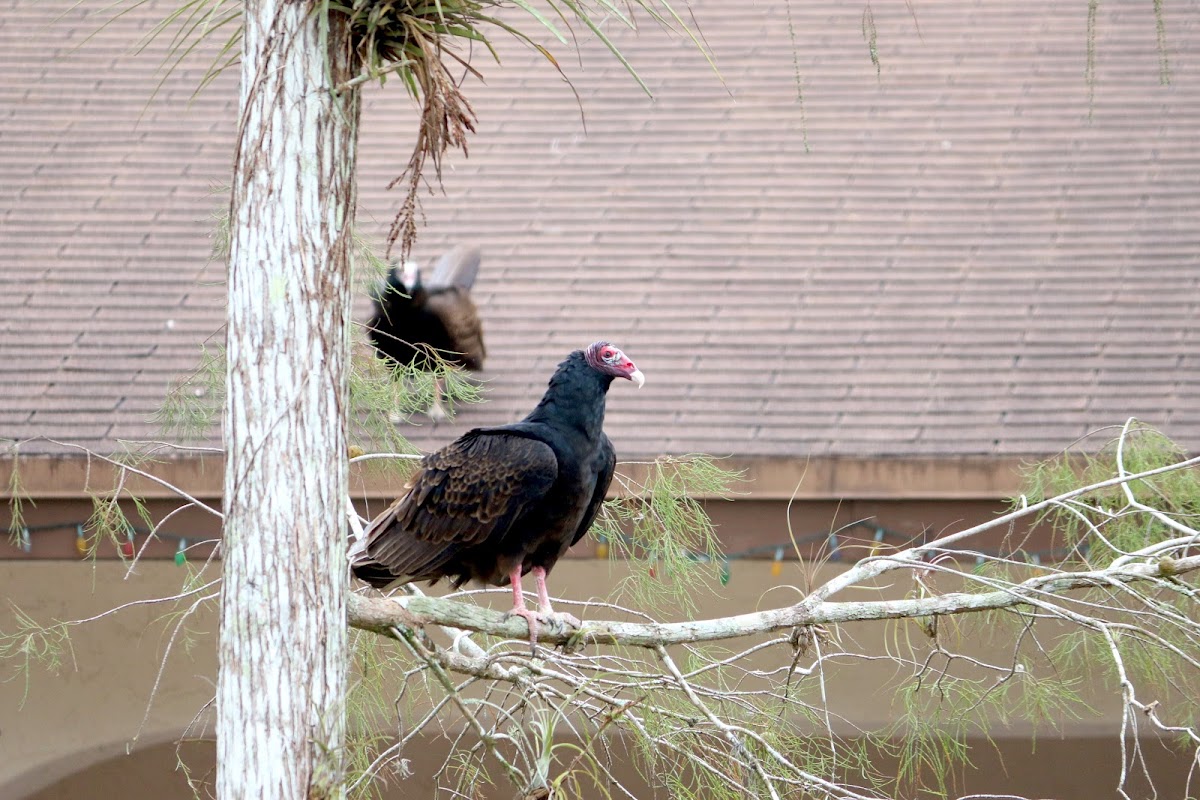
left=602, top=348, right=617, bottom=361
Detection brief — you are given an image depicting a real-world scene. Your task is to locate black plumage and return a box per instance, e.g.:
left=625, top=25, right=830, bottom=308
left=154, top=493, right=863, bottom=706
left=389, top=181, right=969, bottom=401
left=366, top=244, right=486, bottom=419
left=350, top=341, right=645, bottom=645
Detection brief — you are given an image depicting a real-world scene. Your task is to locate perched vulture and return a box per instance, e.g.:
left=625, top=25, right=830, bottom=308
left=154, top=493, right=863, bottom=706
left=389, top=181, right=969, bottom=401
left=350, top=341, right=645, bottom=647
left=366, top=244, right=486, bottom=420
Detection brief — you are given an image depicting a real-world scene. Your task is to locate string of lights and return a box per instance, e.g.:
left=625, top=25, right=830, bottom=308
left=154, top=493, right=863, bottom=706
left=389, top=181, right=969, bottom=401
left=11, top=520, right=208, bottom=566
left=603, top=517, right=1084, bottom=585
left=10, top=518, right=1081, bottom=578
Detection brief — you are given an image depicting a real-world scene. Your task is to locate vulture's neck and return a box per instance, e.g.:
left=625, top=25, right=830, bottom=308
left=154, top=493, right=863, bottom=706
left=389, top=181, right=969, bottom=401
left=523, top=354, right=612, bottom=442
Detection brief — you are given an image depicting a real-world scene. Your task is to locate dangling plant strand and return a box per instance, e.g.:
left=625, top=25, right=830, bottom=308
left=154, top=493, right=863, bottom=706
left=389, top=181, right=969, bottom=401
left=97, top=0, right=716, bottom=259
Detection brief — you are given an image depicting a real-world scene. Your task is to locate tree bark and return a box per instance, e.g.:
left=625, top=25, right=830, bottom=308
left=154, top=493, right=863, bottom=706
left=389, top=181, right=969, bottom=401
left=218, top=3, right=359, bottom=798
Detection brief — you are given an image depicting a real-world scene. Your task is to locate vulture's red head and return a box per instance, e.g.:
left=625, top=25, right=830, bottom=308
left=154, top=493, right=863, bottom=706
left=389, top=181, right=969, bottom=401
left=585, top=341, right=645, bottom=387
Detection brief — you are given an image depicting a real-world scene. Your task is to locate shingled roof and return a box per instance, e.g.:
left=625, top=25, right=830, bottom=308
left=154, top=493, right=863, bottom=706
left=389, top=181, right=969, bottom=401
left=3, top=0, right=1199, bottom=462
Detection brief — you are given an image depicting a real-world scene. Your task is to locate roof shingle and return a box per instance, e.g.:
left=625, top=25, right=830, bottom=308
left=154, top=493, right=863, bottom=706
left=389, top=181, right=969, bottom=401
left=2, top=0, right=1199, bottom=459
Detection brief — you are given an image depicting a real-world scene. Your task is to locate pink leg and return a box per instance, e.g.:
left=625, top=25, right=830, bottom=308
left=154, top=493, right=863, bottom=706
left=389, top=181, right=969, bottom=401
left=532, top=566, right=580, bottom=627
left=504, top=565, right=541, bottom=650
left=511, top=567, right=527, bottom=611
left=532, top=566, right=554, bottom=612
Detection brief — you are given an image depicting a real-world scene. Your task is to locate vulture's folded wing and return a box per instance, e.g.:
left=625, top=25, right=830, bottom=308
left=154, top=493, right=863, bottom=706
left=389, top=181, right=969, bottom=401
left=351, top=431, right=557, bottom=586
left=570, top=435, right=616, bottom=548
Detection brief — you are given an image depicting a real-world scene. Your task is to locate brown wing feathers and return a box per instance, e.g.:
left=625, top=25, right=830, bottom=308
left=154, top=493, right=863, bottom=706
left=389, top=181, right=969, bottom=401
left=425, top=289, right=486, bottom=371
left=353, top=433, right=558, bottom=586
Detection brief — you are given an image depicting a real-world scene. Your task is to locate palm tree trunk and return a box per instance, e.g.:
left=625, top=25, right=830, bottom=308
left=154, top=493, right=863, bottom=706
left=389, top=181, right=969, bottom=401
left=218, top=3, right=359, bottom=797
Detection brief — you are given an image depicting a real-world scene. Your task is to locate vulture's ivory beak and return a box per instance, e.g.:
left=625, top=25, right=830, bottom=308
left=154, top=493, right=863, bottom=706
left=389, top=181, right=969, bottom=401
left=628, top=368, right=645, bottom=388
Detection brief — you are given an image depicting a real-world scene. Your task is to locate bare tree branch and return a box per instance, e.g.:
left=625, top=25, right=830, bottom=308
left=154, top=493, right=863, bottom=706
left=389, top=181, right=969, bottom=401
left=350, top=554, right=1199, bottom=647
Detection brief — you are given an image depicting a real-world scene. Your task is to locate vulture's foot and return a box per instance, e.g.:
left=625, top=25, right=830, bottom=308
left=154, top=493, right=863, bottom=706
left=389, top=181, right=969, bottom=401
left=503, top=608, right=581, bottom=655
left=542, top=611, right=584, bottom=654
left=503, top=606, right=543, bottom=655
left=541, top=610, right=582, bottom=630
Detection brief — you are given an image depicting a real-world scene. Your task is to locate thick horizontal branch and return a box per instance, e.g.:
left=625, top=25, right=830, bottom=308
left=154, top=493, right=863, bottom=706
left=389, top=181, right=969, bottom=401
left=349, top=554, right=1200, bottom=648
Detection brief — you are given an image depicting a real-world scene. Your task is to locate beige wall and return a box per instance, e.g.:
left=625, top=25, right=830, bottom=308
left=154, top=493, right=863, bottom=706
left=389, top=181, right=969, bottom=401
left=2, top=560, right=1194, bottom=799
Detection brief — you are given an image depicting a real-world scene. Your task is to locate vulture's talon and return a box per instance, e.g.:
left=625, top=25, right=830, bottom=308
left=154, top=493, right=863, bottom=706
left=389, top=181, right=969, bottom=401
left=542, top=610, right=582, bottom=631
left=502, top=606, right=544, bottom=652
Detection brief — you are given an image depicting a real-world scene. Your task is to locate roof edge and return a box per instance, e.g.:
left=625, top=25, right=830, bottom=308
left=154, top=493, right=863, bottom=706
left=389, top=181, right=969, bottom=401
left=1, top=453, right=1032, bottom=502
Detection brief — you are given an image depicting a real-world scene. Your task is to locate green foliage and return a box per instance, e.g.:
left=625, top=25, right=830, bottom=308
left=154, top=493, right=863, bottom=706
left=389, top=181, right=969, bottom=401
left=86, top=495, right=136, bottom=559
left=0, top=603, right=74, bottom=707
left=82, top=456, right=162, bottom=560
left=861, top=4, right=880, bottom=81
left=5, top=443, right=35, bottom=544
left=345, top=629, right=412, bottom=800
left=348, top=342, right=484, bottom=456
left=351, top=227, right=392, bottom=295
left=872, top=666, right=1082, bottom=798
left=181, top=201, right=484, bottom=455
left=445, top=751, right=494, bottom=798
left=521, top=704, right=638, bottom=798
left=154, top=342, right=225, bottom=442
left=780, top=0, right=810, bottom=154
left=1016, top=422, right=1200, bottom=568
left=1083, top=0, right=1172, bottom=116
left=629, top=681, right=880, bottom=800
left=596, top=456, right=740, bottom=614
left=1048, top=599, right=1200, bottom=735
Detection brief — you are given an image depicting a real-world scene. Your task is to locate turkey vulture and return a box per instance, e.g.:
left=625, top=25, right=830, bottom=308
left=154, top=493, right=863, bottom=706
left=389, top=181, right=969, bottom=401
left=366, top=244, right=486, bottom=420
left=350, top=341, right=644, bottom=648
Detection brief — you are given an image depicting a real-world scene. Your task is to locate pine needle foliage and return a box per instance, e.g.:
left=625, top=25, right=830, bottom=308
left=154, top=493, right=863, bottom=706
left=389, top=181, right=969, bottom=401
left=156, top=333, right=483, bottom=456
left=154, top=341, right=226, bottom=443
left=345, top=628, right=415, bottom=800
left=7, top=420, right=1200, bottom=797
left=5, top=443, right=34, bottom=544
left=1017, top=422, right=1200, bottom=568
left=0, top=604, right=74, bottom=707
left=1084, top=0, right=1174, bottom=116
left=85, top=494, right=137, bottom=558
left=867, top=659, right=1086, bottom=798
left=597, top=455, right=739, bottom=613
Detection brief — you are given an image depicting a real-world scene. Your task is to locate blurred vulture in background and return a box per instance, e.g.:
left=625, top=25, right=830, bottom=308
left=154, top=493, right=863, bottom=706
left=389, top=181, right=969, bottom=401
left=367, top=244, right=486, bottom=420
